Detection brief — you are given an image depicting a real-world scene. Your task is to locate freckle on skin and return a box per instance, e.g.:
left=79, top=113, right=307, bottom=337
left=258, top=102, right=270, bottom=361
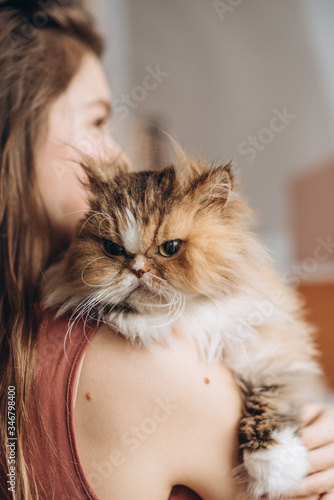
left=204, top=377, right=210, bottom=385
left=85, top=392, right=93, bottom=401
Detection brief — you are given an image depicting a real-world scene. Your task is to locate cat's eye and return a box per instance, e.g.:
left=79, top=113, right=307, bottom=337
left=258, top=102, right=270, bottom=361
left=158, top=239, right=182, bottom=257
left=102, top=239, right=126, bottom=257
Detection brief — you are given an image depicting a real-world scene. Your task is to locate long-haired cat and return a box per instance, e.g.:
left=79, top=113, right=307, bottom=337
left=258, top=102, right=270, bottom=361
left=42, top=150, right=322, bottom=498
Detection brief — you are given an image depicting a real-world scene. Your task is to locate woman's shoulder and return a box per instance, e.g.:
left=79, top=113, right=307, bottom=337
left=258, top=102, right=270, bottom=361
left=74, top=325, right=244, bottom=500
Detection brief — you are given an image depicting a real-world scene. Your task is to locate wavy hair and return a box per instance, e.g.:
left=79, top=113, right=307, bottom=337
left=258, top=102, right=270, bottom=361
left=0, top=1, right=103, bottom=498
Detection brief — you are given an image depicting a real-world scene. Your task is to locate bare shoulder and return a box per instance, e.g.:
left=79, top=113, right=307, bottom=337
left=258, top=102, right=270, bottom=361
left=74, top=325, right=244, bottom=500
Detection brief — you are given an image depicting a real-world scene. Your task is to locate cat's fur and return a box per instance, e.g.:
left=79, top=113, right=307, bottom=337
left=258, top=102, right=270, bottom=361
left=42, top=151, right=322, bottom=498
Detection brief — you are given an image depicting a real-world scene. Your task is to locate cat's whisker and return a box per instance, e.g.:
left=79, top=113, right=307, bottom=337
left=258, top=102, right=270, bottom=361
left=82, top=300, right=102, bottom=340
left=174, top=293, right=184, bottom=318
left=56, top=209, right=101, bottom=220
left=81, top=256, right=108, bottom=287
left=91, top=289, right=119, bottom=320
left=70, top=290, right=104, bottom=325
left=67, top=297, right=90, bottom=332
left=166, top=291, right=186, bottom=324
left=74, top=290, right=112, bottom=342
left=97, top=217, right=121, bottom=240
left=146, top=290, right=185, bottom=327
left=98, top=216, right=110, bottom=236
left=78, top=211, right=117, bottom=236
left=78, top=212, right=105, bottom=236
left=142, top=300, right=176, bottom=309
left=83, top=283, right=138, bottom=322
left=63, top=294, right=97, bottom=359
left=143, top=290, right=178, bottom=312
left=70, top=296, right=96, bottom=327
left=162, top=298, right=185, bottom=327
left=145, top=271, right=167, bottom=283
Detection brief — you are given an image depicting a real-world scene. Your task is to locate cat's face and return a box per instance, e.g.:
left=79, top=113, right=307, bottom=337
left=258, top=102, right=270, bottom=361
left=64, top=156, right=258, bottom=317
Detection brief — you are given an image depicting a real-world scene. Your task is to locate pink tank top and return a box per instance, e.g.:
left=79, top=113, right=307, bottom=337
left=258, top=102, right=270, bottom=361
left=21, top=308, right=201, bottom=500
left=27, top=308, right=99, bottom=499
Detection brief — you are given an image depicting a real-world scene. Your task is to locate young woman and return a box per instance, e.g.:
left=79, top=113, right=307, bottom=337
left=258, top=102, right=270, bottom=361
left=0, top=1, right=333, bottom=499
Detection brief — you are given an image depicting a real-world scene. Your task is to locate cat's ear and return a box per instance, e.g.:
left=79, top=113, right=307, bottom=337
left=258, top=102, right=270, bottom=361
left=79, top=153, right=129, bottom=194
left=162, top=132, right=203, bottom=185
left=196, top=161, right=234, bottom=208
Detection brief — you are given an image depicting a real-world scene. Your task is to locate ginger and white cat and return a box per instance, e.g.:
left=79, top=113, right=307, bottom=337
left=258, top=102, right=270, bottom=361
left=42, top=151, right=322, bottom=498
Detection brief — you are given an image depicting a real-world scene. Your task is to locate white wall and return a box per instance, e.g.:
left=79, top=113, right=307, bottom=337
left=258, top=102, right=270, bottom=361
left=303, top=0, right=334, bottom=144
left=84, top=0, right=134, bottom=147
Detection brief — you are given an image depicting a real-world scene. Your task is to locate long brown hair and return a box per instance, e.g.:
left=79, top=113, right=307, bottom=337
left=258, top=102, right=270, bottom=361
left=0, top=1, right=103, bottom=498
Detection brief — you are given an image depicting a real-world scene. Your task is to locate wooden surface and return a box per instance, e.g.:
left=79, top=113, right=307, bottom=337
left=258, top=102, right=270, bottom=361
left=298, top=282, right=334, bottom=389
left=292, top=162, right=334, bottom=262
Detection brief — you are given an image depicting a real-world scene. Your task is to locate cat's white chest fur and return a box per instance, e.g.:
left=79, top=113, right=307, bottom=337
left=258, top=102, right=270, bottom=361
left=106, top=293, right=285, bottom=365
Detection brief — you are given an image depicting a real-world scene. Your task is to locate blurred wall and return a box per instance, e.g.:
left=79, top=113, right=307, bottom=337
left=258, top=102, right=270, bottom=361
left=87, top=0, right=334, bottom=271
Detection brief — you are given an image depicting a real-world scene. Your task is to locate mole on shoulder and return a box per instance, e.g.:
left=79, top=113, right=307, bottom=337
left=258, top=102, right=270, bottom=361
left=204, top=377, right=210, bottom=385
left=85, top=392, right=93, bottom=401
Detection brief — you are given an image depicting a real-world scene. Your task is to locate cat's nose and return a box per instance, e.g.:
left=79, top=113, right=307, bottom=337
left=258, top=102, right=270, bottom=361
left=132, top=268, right=147, bottom=279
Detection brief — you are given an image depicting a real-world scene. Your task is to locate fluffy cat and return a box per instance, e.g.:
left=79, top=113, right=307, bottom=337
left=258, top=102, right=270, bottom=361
left=42, top=151, right=322, bottom=498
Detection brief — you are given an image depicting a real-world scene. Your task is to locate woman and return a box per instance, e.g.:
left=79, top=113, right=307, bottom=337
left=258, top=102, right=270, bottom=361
left=0, top=1, right=333, bottom=499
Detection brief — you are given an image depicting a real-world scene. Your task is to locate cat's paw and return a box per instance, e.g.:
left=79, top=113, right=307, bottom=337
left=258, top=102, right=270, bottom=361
left=243, top=427, right=310, bottom=498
